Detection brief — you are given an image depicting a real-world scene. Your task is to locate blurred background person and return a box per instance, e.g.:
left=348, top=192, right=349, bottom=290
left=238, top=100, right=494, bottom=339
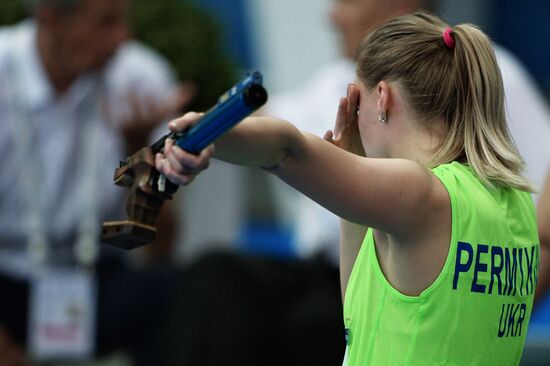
left=0, top=0, right=235, bottom=365
left=0, top=0, right=180, bottom=364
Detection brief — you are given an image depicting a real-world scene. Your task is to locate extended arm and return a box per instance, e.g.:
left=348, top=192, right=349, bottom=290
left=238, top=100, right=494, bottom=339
left=156, top=82, right=450, bottom=295
left=158, top=112, right=445, bottom=237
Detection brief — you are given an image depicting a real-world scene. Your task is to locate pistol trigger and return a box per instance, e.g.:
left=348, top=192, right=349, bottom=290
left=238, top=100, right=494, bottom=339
left=157, top=173, right=166, bottom=193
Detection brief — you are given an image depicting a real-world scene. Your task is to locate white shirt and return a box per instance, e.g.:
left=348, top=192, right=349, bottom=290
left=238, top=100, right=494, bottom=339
left=0, top=21, right=177, bottom=277
left=266, top=49, right=550, bottom=263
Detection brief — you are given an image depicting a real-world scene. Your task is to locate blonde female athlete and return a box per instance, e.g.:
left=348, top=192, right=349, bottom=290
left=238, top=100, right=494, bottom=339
left=156, top=12, right=539, bottom=366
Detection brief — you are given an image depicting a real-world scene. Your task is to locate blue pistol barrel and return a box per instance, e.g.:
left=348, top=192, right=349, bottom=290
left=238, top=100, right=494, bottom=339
left=174, top=70, right=268, bottom=153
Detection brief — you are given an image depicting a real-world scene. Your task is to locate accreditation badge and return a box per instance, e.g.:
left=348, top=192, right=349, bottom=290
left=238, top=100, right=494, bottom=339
left=28, top=267, right=96, bottom=361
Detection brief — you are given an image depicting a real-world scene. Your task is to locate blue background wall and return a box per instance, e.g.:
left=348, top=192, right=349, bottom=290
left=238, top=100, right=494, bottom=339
left=492, top=0, right=550, bottom=96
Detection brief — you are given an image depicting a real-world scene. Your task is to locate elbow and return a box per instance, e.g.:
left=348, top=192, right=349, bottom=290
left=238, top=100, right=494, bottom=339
left=261, top=147, right=295, bottom=172
left=262, top=123, right=303, bottom=172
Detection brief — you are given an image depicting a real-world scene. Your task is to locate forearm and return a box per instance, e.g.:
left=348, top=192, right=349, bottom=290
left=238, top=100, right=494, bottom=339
left=339, top=219, right=368, bottom=303
left=214, top=116, right=302, bottom=169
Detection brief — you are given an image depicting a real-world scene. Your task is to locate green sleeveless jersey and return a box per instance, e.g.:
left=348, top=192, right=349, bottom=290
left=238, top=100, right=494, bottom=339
left=343, top=162, right=539, bottom=366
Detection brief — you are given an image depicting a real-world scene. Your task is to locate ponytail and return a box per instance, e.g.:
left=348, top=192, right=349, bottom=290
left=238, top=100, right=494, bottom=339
left=356, top=12, right=534, bottom=192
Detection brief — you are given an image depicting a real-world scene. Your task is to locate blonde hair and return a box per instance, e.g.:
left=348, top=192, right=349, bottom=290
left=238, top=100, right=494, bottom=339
left=356, top=12, right=534, bottom=192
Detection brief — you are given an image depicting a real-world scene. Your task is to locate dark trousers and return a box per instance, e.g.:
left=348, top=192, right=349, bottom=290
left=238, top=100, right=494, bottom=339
left=165, top=250, right=345, bottom=366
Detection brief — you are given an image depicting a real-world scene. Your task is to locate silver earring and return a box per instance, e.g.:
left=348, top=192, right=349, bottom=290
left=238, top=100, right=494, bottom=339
left=378, top=111, right=387, bottom=123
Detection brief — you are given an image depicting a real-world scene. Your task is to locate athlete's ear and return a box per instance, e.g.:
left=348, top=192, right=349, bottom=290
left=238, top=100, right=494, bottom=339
left=376, top=81, right=392, bottom=117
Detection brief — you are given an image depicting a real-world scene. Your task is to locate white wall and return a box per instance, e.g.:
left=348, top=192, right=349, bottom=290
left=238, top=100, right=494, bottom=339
left=245, top=0, right=340, bottom=93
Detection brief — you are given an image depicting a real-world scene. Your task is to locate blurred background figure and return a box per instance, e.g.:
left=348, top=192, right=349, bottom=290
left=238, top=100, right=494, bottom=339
left=0, top=0, right=234, bottom=365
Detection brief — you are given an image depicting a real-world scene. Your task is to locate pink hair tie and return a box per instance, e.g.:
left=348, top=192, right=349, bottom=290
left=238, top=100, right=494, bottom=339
left=443, top=27, right=455, bottom=49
